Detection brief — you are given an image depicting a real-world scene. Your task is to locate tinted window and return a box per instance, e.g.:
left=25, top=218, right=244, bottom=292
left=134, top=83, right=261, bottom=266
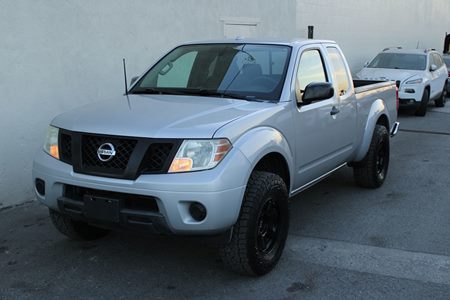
left=248, top=48, right=289, bottom=75
left=327, top=47, right=350, bottom=95
left=133, top=44, right=292, bottom=101
left=156, top=51, right=198, bottom=87
left=367, top=53, right=427, bottom=70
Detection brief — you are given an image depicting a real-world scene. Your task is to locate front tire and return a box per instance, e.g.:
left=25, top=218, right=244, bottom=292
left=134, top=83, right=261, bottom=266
left=49, top=209, right=110, bottom=241
left=435, top=85, right=447, bottom=107
left=415, top=89, right=429, bottom=116
left=219, top=171, right=289, bottom=276
left=353, top=125, right=390, bottom=189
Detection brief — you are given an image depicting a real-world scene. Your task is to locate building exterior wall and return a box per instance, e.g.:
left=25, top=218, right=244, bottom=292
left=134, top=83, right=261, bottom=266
left=295, top=0, right=450, bottom=73
left=0, top=0, right=448, bottom=207
left=0, top=0, right=296, bottom=208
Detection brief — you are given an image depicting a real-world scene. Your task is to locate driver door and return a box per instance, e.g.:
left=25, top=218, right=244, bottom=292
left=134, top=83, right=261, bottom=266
left=292, top=46, right=341, bottom=190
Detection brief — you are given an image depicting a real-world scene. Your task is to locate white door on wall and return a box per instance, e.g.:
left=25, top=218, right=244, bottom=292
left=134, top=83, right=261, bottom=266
left=221, top=17, right=260, bottom=39
left=224, top=24, right=257, bottom=39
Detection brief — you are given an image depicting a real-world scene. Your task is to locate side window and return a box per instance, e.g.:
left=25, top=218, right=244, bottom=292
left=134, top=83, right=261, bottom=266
left=436, top=54, right=444, bottom=67
left=326, top=47, right=351, bottom=96
left=157, top=51, right=198, bottom=88
left=295, top=49, right=328, bottom=102
left=429, top=53, right=438, bottom=68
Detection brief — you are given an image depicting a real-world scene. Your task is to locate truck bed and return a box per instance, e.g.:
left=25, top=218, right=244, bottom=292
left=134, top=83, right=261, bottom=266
left=353, top=79, right=395, bottom=94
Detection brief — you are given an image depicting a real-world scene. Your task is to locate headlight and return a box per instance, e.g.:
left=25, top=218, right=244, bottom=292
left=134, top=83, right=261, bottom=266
left=43, top=125, right=59, bottom=160
left=405, top=78, right=423, bottom=84
left=169, top=139, right=232, bottom=173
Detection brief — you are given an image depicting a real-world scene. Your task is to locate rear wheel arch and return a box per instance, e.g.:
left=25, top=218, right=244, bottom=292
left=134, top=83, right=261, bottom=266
left=376, top=114, right=389, bottom=130
left=353, top=99, right=390, bottom=162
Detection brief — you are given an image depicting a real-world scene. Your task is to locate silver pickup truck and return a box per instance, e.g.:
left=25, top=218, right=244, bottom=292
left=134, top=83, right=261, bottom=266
left=33, top=38, right=399, bottom=276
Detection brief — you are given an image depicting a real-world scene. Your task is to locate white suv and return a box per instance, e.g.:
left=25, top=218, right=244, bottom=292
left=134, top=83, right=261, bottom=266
left=356, top=48, right=448, bottom=116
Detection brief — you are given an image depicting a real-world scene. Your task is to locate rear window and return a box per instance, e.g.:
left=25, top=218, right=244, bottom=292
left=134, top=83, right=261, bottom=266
left=367, top=53, right=427, bottom=71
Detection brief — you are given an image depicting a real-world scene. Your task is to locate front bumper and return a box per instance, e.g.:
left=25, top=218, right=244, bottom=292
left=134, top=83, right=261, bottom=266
left=398, top=84, right=425, bottom=106
left=32, top=148, right=250, bottom=235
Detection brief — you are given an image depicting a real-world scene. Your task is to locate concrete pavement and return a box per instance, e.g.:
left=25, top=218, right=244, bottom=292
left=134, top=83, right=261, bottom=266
left=1, top=103, right=449, bottom=299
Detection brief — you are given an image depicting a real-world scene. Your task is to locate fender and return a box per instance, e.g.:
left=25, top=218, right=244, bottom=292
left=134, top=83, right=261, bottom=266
left=353, top=99, right=391, bottom=162
left=232, top=126, right=295, bottom=192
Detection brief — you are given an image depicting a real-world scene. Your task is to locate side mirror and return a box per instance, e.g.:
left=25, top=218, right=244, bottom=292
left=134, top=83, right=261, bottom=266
left=430, top=64, right=438, bottom=72
left=301, top=82, right=334, bottom=105
left=130, top=76, right=139, bottom=86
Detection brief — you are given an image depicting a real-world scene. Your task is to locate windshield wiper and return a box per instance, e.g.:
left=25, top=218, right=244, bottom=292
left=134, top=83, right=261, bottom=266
left=130, top=88, right=184, bottom=95
left=182, top=89, right=264, bottom=101
left=131, top=88, right=265, bottom=101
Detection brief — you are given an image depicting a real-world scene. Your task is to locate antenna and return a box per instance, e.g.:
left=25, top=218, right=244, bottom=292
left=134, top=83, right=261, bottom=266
left=416, top=41, right=419, bottom=49
left=123, top=58, right=128, bottom=95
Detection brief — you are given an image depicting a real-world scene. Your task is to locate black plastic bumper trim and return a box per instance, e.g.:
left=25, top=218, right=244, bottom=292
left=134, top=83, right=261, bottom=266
left=57, top=196, right=172, bottom=234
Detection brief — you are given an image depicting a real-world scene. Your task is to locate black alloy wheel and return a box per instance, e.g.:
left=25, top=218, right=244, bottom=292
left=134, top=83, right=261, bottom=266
left=256, top=198, right=281, bottom=254
left=353, top=124, right=390, bottom=188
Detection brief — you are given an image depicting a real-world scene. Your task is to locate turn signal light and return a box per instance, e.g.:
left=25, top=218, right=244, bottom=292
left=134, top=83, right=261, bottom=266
left=50, top=145, right=59, bottom=159
left=169, top=158, right=193, bottom=173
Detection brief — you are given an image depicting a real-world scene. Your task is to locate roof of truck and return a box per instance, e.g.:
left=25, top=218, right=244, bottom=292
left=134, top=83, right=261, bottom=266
left=180, top=37, right=336, bottom=47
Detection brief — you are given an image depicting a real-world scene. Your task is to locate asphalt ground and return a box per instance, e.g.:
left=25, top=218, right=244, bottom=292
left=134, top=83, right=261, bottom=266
left=1, top=100, right=449, bottom=299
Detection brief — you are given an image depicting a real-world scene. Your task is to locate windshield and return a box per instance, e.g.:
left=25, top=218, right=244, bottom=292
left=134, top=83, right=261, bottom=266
left=130, top=43, right=292, bottom=101
left=367, top=53, right=427, bottom=71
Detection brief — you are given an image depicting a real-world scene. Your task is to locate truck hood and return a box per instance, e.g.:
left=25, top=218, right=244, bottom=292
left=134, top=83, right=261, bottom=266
left=52, top=94, right=267, bottom=139
left=356, top=68, right=423, bottom=82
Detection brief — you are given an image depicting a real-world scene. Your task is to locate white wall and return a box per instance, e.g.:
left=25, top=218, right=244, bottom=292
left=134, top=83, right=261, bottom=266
left=0, top=0, right=448, bottom=207
left=0, top=0, right=296, bottom=208
left=296, top=0, right=450, bottom=74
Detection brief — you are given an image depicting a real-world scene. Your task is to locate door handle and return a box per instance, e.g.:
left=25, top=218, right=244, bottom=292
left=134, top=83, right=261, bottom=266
left=330, top=106, right=340, bottom=115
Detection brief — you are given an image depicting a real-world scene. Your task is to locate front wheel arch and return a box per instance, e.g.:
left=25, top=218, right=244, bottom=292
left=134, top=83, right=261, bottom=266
left=232, top=126, right=295, bottom=193
left=252, top=152, right=291, bottom=192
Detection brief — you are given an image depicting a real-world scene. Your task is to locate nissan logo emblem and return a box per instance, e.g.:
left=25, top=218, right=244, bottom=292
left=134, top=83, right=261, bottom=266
left=97, top=143, right=116, bottom=162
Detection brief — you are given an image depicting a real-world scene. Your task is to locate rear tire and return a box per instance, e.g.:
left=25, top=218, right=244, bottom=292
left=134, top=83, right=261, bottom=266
left=219, top=171, right=289, bottom=276
left=49, top=209, right=110, bottom=241
left=415, top=89, right=429, bottom=116
left=353, top=125, right=390, bottom=189
left=435, top=85, right=447, bottom=107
